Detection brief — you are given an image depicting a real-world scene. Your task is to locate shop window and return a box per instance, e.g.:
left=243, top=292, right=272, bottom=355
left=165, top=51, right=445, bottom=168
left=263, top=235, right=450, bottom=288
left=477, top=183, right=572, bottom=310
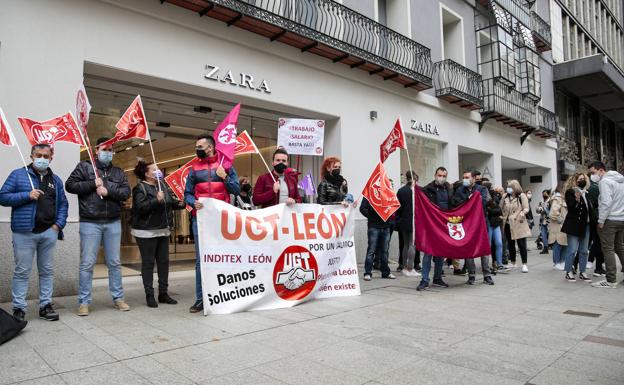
left=400, top=135, right=445, bottom=185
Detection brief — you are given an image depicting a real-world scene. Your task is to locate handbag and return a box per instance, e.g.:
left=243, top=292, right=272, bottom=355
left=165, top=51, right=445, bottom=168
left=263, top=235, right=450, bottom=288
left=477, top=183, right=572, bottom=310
left=0, top=308, right=27, bottom=345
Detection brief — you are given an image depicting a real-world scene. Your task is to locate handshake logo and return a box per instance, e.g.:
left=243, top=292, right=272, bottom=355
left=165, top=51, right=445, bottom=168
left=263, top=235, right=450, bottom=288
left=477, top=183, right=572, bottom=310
left=273, top=246, right=318, bottom=301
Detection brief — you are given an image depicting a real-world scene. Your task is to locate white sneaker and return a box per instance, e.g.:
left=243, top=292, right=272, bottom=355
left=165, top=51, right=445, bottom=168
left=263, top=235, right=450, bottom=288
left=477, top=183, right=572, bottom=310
left=506, top=263, right=516, bottom=269
left=591, top=280, right=617, bottom=288
left=403, top=269, right=421, bottom=277
left=383, top=273, right=397, bottom=279
left=363, top=274, right=372, bottom=281
left=521, top=264, right=528, bottom=273
left=554, top=263, right=565, bottom=271
left=586, top=262, right=593, bottom=269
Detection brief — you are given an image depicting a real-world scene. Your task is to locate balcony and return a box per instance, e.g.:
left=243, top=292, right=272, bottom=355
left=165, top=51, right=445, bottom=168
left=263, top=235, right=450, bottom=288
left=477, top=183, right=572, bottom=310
left=163, top=0, right=433, bottom=91
left=478, top=0, right=531, bottom=28
left=433, top=59, right=483, bottom=110
left=534, top=106, right=557, bottom=139
left=531, top=11, right=552, bottom=52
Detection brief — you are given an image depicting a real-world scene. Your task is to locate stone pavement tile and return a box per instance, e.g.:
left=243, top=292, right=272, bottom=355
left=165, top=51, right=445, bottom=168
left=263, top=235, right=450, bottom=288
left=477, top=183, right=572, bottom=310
left=481, top=325, right=581, bottom=352
left=250, top=307, right=318, bottom=324
left=350, top=329, right=446, bottom=357
left=200, top=368, right=287, bottom=385
left=528, top=366, right=623, bottom=385
left=60, top=362, right=151, bottom=385
left=10, top=374, right=66, bottom=385
left=0, top=343, right=54, bottom=385
left=375, top=358, right=524, bottom=385
left=183, top=311, right=286, bottom=335
left=123, top=356, right=195, bottom=385
left=299, top=339, right=412, bottom=377
left=383, top=323, right=472, bottom=346
left=568, top=340, right=624, bottom=362
left=254, top=358, right=367, bottom=385
left=591, top=326, right=624, bottom=341
left=502, top=314, right=599, bottom=339
left=408, top=313, right=493, bottom=334
left=292, top=316, right=372, bottom=339
left=289, top=295, right=390, bottom=318
left=114, top=328, right=189, bottom=355
left=17, top=318, right=85, bottom=348
left=246, top=323, right=344, bottom=354
left=33, top=340, right=116, bottom=373
left=522, top=308, right=610, bottom=326
left=550, top=352, right=624, bottom=381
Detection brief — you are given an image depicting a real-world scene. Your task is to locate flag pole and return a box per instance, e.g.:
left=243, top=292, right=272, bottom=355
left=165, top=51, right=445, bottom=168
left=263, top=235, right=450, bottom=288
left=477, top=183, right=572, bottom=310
left=71, top=112, right=103, bottom=199
left=399, top=116, right=414, bottom=180
left=1, top=108, right=34, bottom=189
left=253, top=140, right=276, bottom=183
left=139, top=95, right=161, bottom=193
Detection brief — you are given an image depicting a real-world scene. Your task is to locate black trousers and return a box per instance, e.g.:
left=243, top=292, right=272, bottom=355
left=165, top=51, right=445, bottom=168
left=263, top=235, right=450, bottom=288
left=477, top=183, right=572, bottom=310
left=135, top=236, right=170, bottom=296
left=588, top=222, right=604, bottom=268
left=504, top=224, right=528, bottom=264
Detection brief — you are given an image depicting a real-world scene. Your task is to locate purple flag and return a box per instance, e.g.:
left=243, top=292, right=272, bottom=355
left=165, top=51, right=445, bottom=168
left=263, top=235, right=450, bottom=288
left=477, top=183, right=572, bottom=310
left=298, top=170, right=316, bottom=196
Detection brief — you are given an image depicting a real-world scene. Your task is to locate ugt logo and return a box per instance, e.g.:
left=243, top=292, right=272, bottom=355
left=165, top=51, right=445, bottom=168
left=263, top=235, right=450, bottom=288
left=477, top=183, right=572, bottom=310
left=32, top=124, right=68, bottom=144
left=447, top=216, right=465, bottom=241
left=273, top=245, right=318, bottom=301
left=218, top=124, right=236, bottom=145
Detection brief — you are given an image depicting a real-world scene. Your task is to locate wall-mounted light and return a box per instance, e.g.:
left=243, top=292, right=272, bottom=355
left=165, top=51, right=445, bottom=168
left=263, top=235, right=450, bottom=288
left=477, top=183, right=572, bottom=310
left=370, top=111, right=378, bottom=120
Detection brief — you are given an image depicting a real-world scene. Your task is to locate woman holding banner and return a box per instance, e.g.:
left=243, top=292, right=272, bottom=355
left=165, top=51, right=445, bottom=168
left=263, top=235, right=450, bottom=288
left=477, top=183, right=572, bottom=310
left=317, top=157, right=351, bottom=206
left=131, top=160, right=186, bottom=308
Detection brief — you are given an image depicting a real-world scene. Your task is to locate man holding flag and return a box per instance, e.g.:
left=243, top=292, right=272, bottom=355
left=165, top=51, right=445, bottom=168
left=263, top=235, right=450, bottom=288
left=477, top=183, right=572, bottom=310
left=66, top=137, right=131, bottom=316
left=253, top=148, right=301, bottom=208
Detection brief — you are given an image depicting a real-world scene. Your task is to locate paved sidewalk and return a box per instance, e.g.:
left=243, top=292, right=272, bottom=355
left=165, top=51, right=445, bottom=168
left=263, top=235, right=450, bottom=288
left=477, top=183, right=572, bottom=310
left=1, top=249, right=623, bottom=385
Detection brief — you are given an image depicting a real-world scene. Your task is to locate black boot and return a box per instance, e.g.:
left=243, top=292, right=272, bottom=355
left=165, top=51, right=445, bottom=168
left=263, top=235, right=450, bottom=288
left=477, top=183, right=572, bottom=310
left=146, top=295, right=158, bottom=308
left=158, top=293, right=178, bottom=305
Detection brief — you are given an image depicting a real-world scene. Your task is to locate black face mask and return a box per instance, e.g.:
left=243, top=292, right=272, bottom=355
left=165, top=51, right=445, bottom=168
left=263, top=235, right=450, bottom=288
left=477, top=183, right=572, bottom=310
left=274, top=163, right=287, bottom=174
left=241, top=184, right=252, bottom=193
left=196, top=149, right=207, bottom=159
left=331, top=168, right=341, bottom=177
left=577, top=180, right=587, bottom=188
left=543, top=195, right=549, bottom=201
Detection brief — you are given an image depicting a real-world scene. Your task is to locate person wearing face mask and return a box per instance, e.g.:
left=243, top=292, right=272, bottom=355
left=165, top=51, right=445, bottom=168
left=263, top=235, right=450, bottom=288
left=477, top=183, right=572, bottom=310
left=317, top=157, right=351, bottom=206
left=525, top=190, right=535, bottom=231
left=535, top=190, right=551, bottom=254
left=547, top=185, right=567, bottom=270
left=185, top=134, right=240, bottom=313
left=235, top=176, right=254, bottom=210
left=395, top=171, right=421, bottom=276
left=253, top=148, right=301, bottom=208
left=0, top=144, right=69, bottom=322
left=500, top=179, right=531, bottom=272
left=452, top=170, right=494, bottom=285
left=66, top=137, right=131, bottom=316
left=560, top=172, right=592, bottom=282
left=585, top=170, right=605, bottom=276
left=131, top=160, right=186, bottom=308
left=588, top=161, right=624, bottom=288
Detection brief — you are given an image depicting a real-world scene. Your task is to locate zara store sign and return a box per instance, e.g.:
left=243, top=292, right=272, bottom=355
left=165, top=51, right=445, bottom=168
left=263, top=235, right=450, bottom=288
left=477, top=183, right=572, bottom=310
left=410, top=119, right=439, bottom=136
left=204, top=64, right=271, bottom=94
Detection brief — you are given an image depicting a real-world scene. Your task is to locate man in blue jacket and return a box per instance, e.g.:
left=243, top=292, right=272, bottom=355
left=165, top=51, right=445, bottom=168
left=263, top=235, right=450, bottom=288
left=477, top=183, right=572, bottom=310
left=0, top=143, right=69, bottom=322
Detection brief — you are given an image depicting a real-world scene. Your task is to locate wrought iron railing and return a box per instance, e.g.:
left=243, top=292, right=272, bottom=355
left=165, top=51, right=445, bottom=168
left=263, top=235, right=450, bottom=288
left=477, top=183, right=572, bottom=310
left=482, top=78, right=537, bottom=127
left=538, top=106, right=557, bottom=135
left=491, top=0, right=531, bottom=27
left=209, top=0, right=433, bottom=86
left=433, top=59, right=483, bottom=107
left=531, top=11, right=551, bottom=46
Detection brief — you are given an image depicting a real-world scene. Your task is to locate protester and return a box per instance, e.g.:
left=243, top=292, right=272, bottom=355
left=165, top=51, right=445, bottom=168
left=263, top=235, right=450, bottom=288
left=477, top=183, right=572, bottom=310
left=416, top=167, right=452, bottom=291
left=586, top=172, right=605, bottom=276
left=486, top=191, right=508, bottom=273
left=131, top=160, right=186, bottom=307
left=453, top=170, right=494, bottom=285
left=235, top=176, right=254, bottom=210
left=500, top=180, right=531, bottom=272
left=560, top=172, right=591, bottom=282
left=66, top=138, right=131, bottom=316
left=360, top=196, right=396, bottom=281
left=396, top=171, right=420, bottom=277
left=525, top=189, right=535, bottom=231
left=253, top=148, right=300, bottom=208
left=317, top=157, right=350, bottom=206
left=536, top=189, right=551, bottom=254
left=548, top=185, right=568, bottom=270
left=588, top=161, right=624, bottom=288
left=0, top=144, right=68, bottom=321
left=184, top=134, right=240, bottom=313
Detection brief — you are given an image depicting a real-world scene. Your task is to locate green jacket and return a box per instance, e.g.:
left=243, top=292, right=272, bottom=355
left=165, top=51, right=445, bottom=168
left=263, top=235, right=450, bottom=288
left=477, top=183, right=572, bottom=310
left=587, top=181, right=600, bottom=223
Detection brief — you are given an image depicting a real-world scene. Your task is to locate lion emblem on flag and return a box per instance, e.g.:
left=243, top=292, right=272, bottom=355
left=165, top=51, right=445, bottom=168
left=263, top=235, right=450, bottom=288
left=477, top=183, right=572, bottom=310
left=447, top=216, right=465, bottom=241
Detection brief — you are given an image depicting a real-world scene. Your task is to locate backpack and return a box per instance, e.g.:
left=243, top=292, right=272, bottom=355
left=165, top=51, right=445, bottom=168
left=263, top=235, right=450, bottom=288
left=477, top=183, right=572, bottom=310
left=0, top=308, right=27, bottom=345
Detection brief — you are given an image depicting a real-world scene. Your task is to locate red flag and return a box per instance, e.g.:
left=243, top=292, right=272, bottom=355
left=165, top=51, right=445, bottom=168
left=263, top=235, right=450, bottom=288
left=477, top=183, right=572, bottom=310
left=361, top=162, right=400, bottom=221
left=235, top=130, right=258, bottom=156
left=213, top=103, right=240, bottom=168
left=164, top=157, right=201, bottom=203
left=380, top=118, right=406, bottom=163
left=413, top=187, right=490, bottom=259
left=100, top=95, right=148, bottom=147
left=0, top=107, right=15, bottom=147
left=18, top=112, right=84, bottom=146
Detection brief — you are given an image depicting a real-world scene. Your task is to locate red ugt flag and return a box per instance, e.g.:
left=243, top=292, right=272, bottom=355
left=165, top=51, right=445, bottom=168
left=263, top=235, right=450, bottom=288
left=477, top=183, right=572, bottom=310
left=413, top=187, right=490, bottom=259
left=213, top=103, right=241, bottom=169
left=234, top=130, right=258, bottom=156
left=0, top=107, right=15, bottom=147
left=18, top=112, right=84, bottom=146
left=380, top=118, right=406, bottom=163
left=100, top=95, right=148, bottom=147
left=361, top=162, right=400, bottom=221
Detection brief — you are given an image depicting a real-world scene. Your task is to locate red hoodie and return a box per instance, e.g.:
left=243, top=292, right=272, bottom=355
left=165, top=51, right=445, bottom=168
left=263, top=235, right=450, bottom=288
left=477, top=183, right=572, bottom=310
left=252, top=168, right=302, bottom=208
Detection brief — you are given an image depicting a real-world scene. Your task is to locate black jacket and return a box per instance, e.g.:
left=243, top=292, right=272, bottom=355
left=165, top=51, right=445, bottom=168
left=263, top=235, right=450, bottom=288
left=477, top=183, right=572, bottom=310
left=422, top=181, right=454, bottom=210
left=396, top=183, right=413, bottom=232
left=131, top=181, right=185, bottom=231
left=65, top=160, right=131, bottom=221
left=561, top=188, right=589, bottom=237
left=317, top=177, right=347, bottom=205
left=487, top=202, right=503, bottom=228
left=359, top=197, right=391, bottom=228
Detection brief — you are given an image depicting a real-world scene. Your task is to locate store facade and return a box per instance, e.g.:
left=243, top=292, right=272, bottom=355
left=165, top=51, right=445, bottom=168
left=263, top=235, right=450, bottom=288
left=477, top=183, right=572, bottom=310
left=0, top=0, right=557, bottom=300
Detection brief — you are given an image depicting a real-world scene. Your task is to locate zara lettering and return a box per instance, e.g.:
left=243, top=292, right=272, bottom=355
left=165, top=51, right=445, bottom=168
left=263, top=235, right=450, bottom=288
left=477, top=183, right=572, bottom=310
left=204, top=64, right=271, bottom=94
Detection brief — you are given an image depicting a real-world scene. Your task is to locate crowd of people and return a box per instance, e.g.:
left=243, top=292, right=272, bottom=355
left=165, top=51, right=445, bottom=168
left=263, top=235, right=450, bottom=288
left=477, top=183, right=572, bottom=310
left=1, top=135, right=622, bottom=323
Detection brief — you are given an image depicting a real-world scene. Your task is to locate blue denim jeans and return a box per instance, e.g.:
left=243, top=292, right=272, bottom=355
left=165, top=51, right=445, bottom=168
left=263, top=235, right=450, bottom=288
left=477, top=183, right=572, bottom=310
left=364, top=227, right=391, bottom=276
left=540, top=224, right=549, bottom=247
left=12, top=228, right=58, bottom=311
left=420, top=254, right=444, bottom=283
left=192, top=217, right=202, bottom=301
left=564, top=225, right=590, bottom=274
left=78, top=220, right=124, bottom=305
left=488, top=225, right=503, bottom=266
left=552, top=242, right=565, bottom=264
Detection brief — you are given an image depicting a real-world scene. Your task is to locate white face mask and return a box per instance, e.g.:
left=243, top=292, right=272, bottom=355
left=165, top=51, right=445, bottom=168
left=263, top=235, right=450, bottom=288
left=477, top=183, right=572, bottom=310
left=590, top=174, right=601, bottom=183
left=506, top=187, right=513, bottom=195
left=527, top=193, right=532, bottom=199
left=554, top=192, right=561, bottom=197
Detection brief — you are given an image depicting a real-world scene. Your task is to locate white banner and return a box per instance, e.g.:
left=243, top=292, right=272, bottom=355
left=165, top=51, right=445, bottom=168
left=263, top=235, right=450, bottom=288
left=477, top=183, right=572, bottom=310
left=197, top=198, right=360, bottom=315
left=277, top=118, right=325, bottom=156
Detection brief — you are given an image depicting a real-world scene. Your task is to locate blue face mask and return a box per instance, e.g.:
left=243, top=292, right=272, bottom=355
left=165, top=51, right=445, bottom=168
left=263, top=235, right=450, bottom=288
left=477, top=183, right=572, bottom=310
left=462, top=178, right=471, bottom=187
left=33, top=157, right=50, bottom=171
left=98, top=151, right=113, bottom=164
